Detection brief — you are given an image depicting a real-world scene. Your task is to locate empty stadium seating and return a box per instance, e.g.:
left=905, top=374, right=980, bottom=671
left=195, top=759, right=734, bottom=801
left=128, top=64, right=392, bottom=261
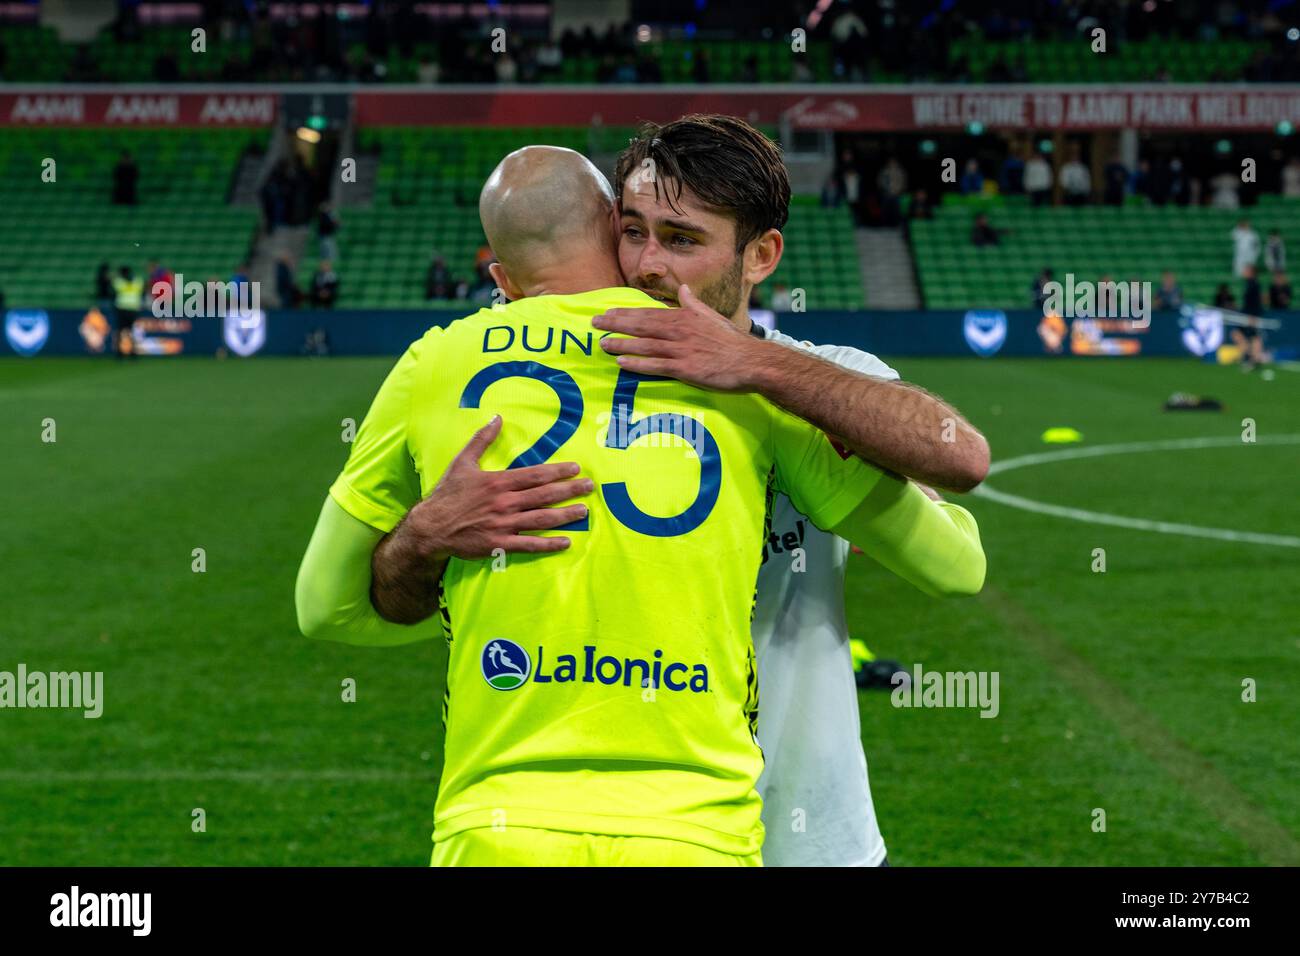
left=0, top=129, right=264, bottom=309
left=911, top=196, right=1299, bottom=309
left=312, top=127, right=865, bottom=310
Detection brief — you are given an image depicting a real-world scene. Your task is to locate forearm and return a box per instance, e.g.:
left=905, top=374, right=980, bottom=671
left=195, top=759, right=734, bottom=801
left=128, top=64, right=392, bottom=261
left=370, top=512, right=450, bottom=626
left=295, top=497, right=441, bottom=646
left=830, top=474, right=986, bottom=598
left=749, top=342, right=990, bottom=492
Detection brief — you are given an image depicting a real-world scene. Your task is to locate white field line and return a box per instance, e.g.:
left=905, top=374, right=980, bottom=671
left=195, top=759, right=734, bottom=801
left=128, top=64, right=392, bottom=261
left=974, top=435, right=1300, bottom=547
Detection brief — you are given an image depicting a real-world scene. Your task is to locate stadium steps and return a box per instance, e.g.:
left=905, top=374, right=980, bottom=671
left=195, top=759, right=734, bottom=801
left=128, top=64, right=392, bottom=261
left=858, top=228, right=921, bottom=309
left=251, top=225, right=311, bottom=309
left=338, top=156, right=379, bottom=208
left=230, top=154, right=271, bottom=207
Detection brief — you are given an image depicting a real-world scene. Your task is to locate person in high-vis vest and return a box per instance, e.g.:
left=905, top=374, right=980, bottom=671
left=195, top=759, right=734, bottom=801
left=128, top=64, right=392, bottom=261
left=111, top=266, right=144, bottom=358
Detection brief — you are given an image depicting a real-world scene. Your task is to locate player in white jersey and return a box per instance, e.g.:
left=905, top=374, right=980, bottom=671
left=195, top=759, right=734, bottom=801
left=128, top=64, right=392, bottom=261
left=597, top=116, right=990, bottom=866
left=751, top=326, right=900, bottom=867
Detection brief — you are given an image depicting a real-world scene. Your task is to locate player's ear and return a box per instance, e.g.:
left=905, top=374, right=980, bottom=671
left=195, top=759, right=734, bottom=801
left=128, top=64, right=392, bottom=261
left=489, top=262, right=523, bottom=301
left=610, top=202, right=623, bottom=248
left=743, top=228, right=784, bottom=287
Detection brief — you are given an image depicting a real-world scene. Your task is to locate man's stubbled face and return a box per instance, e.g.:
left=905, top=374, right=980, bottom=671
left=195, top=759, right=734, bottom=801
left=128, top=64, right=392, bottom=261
left=618, top=173, right=746, bottom=320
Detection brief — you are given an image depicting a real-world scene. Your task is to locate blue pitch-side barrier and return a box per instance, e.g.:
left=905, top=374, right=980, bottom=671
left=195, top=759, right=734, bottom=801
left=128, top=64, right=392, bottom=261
left=3, top=307, right=1298, bottom=360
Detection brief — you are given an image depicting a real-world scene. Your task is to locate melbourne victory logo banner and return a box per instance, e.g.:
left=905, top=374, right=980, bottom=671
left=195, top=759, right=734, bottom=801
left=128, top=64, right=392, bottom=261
left=223, top=309, right=267, bottom=357
left=5, top=309, right=50, bottom=356
left=963, top=309, right=1007, bottom=357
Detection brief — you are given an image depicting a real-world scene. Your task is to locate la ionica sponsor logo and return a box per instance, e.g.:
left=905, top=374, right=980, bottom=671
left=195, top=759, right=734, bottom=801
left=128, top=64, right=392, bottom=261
left=481, top=638, right=709, bottom=693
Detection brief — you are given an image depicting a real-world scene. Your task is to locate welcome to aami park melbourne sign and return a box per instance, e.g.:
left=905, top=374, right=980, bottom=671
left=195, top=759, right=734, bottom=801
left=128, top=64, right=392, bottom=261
left=1, top=85, right=1296, bottom=132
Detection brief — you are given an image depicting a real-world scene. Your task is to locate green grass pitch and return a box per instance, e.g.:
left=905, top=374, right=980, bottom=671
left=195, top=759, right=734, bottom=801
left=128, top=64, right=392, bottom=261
left=1, top=355, right=1296, bottom=865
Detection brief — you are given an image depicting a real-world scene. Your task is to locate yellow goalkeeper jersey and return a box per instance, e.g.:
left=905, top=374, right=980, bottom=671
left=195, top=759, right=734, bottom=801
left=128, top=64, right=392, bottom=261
left=329, top=287, right=888, bottom=855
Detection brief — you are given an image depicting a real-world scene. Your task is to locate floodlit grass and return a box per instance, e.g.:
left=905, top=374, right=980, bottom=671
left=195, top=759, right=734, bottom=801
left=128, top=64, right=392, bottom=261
left=1, top=355, right=1295, bottom=865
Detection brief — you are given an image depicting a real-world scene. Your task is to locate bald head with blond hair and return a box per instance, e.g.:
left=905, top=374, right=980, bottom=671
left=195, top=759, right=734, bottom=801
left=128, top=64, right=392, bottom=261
left=479, top=145, right=621, bottom=298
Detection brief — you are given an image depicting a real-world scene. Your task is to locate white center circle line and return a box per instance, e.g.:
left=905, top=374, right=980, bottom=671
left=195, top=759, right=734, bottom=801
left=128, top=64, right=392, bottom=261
left=973, top=434, right=1300, bottom=548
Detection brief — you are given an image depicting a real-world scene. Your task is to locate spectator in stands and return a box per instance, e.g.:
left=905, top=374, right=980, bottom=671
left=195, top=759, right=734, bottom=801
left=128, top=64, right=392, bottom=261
left=691, top=50, right=711, bottom=83
left=1103, top=153, right=1129, bottom=206
left=908, top=188, right=934, bottom=221
left=1269, top=271, right=1292, bottom=310
left=425, top=256, right=462, bottom=301
left=636, top=52, right=662, bottom=83
left=970, top=212, right=1004, bottom=247
left=1146, top=157, right=1171, bottom=205
left=877, top=157, right=907, bottom=228
left=232, top=262, right=251, bottom=295
left=112, top=151, right=139, bottom=206
left=1154, top=271, right=1183, bottom=311
left=1210, top=171, right=1241, bottom=210
left=416, top=57, right=440, bottom=84
left=1232, top=218, right=1261, bottom=278
left=1241, top=265, right=1263, bottom=316
left=1024, top=152, right=1053, bottom=206
left=1167, top=157, right=1189, bottom=205
left=261, top=165, right=286, bottom=233
left=95, top=262, right=114, bottom=315
left=1283, top=158, right=1300, bottom=199
left=830, top=5, right=869, bottom=82
left=146, top=259, right=174, bottom=313
left=1133, top=159, right=1152, bottom=202
left=468, top=259, right=497, bottom=305
left=1031, top=268, right=1054, bottom=310
left=1214, top=283, right=1236, bottom=309
left=276, top=253, right=299, bottom=308
left=820, top=169, right=843, bottom=208
left=998, top=148, right=1025, bottom=196
left=1264, top=229, right=1286, bottom=274
left=310, top=260, right=339, bottom=308
left=535, top=39, right=562, bottom=79
left=959, top=159, right=984, bottom=196
left=317, top=201, right=340, bottom=262
left=111, top=266, right=143, bottom=359
left=495, top=53, right=519, bottom=84
left=1059, top=150, right=1091, bottom=205
left=838, top=150, right=864, bottom=226
left=771, top=283, right=793, bottom=312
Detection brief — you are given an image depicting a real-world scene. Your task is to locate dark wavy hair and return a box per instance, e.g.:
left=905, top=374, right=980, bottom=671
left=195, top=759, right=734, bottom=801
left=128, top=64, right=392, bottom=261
left=614, top=114, right=791, bottom=252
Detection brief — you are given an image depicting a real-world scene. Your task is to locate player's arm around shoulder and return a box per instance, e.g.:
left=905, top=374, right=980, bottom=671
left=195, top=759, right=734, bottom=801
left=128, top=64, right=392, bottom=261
left=748, top=336, right=990, bottom=494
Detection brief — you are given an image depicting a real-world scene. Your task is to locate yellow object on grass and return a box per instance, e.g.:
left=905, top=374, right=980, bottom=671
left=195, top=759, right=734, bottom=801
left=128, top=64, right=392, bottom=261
left=849, top=638, right=874, bottom=668
left=1041, top=427, right=1083, bottom=444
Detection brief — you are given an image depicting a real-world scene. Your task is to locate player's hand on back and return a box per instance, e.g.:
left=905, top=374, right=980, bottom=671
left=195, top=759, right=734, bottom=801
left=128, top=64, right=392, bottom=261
left=593, top=284, right=760, bottom=391
left=405, top=415, right=593, bottom=559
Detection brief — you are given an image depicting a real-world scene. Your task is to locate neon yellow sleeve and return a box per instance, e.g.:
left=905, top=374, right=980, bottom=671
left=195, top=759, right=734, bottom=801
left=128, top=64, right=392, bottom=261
left=295, top=497, right=443, bottom=645
left=770, top=406, right=886, bottom=531
left=830, top=477, right=986, bottom=598
left=329, top=331, right=440, bottom=533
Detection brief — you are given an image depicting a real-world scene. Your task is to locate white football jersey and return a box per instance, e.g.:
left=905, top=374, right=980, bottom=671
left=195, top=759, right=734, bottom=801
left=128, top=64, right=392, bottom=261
left=753, top=326, right=899, bottom=867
